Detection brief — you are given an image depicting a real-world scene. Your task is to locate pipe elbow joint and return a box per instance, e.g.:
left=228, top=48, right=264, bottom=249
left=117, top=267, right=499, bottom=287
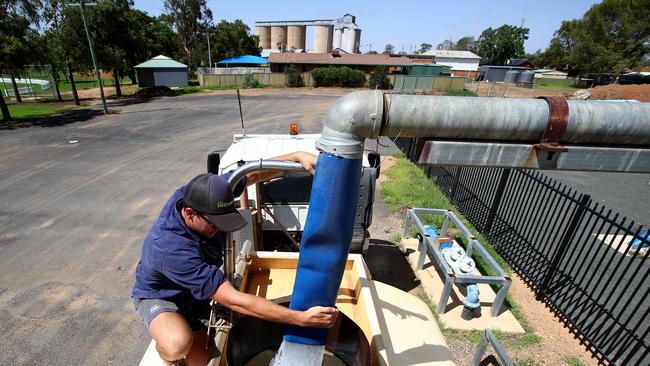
left=316, top=90, right=384, bottom=159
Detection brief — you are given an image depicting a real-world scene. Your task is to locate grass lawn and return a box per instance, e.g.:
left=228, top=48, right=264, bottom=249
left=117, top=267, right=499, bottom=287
left=5, top=103, right=64, bottom=121
left=380, top=155, right=531, bottom=326
left=1, top=75, right=134, bottom=98
left=533, top=78, right=580, bottom=90
left=57, top=76, right=133, bottom=92
left=379, top=155, right=553, bottom=362
left=447, top=89, right=478, bottom=96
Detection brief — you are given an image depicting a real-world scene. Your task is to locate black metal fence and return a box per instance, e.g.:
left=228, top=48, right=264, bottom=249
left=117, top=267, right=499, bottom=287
left=398, top=138, right=649, bottom=366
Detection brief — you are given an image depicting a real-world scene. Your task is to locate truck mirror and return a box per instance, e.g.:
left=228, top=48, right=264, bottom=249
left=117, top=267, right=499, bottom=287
left=207, top=152, right=220, bottom=174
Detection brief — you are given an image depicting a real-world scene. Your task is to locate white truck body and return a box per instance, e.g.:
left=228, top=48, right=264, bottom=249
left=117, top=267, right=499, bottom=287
left=217, top=133, right=376, bottom=253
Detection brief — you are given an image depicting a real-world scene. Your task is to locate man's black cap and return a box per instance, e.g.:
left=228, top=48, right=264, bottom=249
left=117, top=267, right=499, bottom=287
left=184, top=174, right=246, bottom=233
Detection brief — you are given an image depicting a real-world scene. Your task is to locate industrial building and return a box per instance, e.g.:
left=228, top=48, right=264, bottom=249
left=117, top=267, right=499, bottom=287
left=416, top=50, right=481, bottom=78
left=479, top=65, right=532, bottom=82
left=255, top=14, right=361, bottom=54
left=267, top=51, right=411, bottom=73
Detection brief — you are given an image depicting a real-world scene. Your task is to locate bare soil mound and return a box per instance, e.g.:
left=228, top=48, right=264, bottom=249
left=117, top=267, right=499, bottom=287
left=587, top=84, right=650, bottom=102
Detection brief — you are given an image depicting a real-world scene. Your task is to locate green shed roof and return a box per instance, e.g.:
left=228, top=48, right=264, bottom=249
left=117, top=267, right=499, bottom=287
left=134, top=55, right=187, bottom=69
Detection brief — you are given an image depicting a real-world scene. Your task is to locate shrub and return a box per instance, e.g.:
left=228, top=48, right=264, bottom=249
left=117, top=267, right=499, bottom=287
left=285, top=65, right=304, bottom=87
left=242, top=73, right=260, bottom=88
left=312, top=66, right=366, bottom=88
left=369, top=66, right=392, bottom=90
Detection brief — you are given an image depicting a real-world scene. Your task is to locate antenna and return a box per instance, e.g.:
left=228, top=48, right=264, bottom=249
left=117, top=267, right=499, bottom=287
left=520, top=3, right=527, bottom=27
left=236, top=89, right=245, bottom=136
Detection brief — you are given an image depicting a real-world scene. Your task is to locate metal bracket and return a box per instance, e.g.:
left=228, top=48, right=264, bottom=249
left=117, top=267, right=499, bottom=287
left=205, top=303, right=232, bottom=349
left=535, top=96, right=570, bottom=157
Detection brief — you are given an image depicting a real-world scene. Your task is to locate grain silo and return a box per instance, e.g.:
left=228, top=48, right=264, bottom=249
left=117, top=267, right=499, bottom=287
left=254, top=14, right=361, bottom=53
left=287, top=25, right=306, bottom=50
left=271, top=26, right=287, bottom=50
left=255, top=26, right=271, bottom=49
left=333, top=28, right=343, bottom=49
left=314, top=25, right=333, bottom=53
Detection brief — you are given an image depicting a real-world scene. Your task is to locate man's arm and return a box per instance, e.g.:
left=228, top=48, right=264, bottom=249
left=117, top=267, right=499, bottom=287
left=211, top=280, right=338, bottom=328
left=245, top=151, right=318, bottom=186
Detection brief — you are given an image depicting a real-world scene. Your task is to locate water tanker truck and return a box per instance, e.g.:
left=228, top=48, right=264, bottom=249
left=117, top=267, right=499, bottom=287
left=140, top=91, right=650, bottom=366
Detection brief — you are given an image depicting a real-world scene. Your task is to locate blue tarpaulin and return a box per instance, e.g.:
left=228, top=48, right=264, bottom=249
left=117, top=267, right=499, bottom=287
left=216, top=55, right=268, bottom=65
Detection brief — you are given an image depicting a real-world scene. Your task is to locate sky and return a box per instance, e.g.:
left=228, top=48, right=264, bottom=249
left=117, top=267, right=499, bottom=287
left=132, top=0, right=601, bottom=54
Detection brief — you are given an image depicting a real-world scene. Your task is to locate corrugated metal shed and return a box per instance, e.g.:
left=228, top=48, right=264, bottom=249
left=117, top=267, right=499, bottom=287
left=134, top=55, right=187, bottom=69
left=419, top=50, right=481, bottom=59
left=406, top=64, right=451, bottom=76
left=134, top=55, right=188, bottom=87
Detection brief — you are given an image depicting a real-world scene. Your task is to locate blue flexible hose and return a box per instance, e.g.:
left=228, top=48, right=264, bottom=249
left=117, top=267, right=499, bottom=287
left=284, top=152, right=362, bottom=345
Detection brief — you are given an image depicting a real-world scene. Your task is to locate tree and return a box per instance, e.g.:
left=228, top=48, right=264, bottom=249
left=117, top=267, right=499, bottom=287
left=539, top=0, right=650, bottom=77
left=383, top=44, right=394, bottom=55
left=55, top=2, right=95, bottom=105
left=141, top=15, right=180, bottom=60
left=455, top=36, right=478, bottom=52
left=477, top=25, right=529, bottom=65
left=368, top=66, right=391, bottom=90
left=41, top=0, right=81, bottom=103
left=418, top=43, right=432, bottom=54
left=207, top=19, right=261, bottom=64
left=285, top=64, right=303, bottom=87
left=164, top=0, right=213, bottom=71
left=91, top=0, right=146, bottom=97
left=0, top=0, right=41, bottom=119
left=436, top=39, right=454, bottom=50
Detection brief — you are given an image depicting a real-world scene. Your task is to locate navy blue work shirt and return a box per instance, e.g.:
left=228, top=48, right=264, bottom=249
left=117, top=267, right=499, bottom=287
left=132, top=173, right=246, bottom=301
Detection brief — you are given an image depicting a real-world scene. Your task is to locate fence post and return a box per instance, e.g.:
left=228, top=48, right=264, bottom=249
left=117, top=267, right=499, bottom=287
left=450, top=166, right=463, bottom=202
left=537, top=194, right=592, bottom=299
left=484, top=169, right=511, bottom=235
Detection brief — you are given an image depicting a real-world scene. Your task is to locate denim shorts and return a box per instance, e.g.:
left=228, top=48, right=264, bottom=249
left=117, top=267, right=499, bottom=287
left=132, top=296, right=212, bottom=331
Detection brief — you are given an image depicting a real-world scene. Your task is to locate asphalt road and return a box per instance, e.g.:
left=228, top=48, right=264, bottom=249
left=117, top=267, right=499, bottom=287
left=0, top=90, right=343, bottom=365
left=542, top=170, right=650, bottom=226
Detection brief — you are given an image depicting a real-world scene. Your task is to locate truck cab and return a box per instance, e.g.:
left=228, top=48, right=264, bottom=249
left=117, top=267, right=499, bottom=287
left=208, top=132, right=379, bottom=254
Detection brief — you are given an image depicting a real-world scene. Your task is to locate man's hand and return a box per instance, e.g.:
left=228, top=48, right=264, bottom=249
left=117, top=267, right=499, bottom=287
left=244, top=151, right=318, bottom=186
left=299, top=306, right=339, bottom=328
left=212, top=280, right=339, bottom=328
left=293, top=151, right=317, bottom=174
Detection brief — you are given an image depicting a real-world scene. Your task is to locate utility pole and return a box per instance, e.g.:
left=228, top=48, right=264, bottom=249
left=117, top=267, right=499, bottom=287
left=207, top=34, right=212, bottom=69
left=71, top=0, right=108, bottom=114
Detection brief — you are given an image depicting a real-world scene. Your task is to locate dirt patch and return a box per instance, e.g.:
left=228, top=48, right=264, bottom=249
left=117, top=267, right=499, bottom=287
left=474, top=81, right=650, bottom=102
left=586, top=83, right=650, bottom=102
left=501, top=274, right=601, bottom=366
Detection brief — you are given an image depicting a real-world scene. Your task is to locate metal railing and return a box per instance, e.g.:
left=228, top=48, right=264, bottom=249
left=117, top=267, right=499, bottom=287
left=402, top=208, right=511, bottom=316
left=471, top=330, right=514, bottom=366
left=397, top=138, right=649, bottom=365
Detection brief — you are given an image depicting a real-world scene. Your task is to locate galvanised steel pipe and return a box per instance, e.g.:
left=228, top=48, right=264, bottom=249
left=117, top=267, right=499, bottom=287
left=295, top=90, right=650, bottom=347
left=317, top=90, right=650, bottom=159
left=384, top=94, right=650, bottom=145
left=226, top=160, right=308, bottom=190
left=225, top=160, right=307, bottom=285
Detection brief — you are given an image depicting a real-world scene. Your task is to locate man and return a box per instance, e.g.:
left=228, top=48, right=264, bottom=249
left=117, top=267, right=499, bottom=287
left=132, top=151, right=336, bottom=366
